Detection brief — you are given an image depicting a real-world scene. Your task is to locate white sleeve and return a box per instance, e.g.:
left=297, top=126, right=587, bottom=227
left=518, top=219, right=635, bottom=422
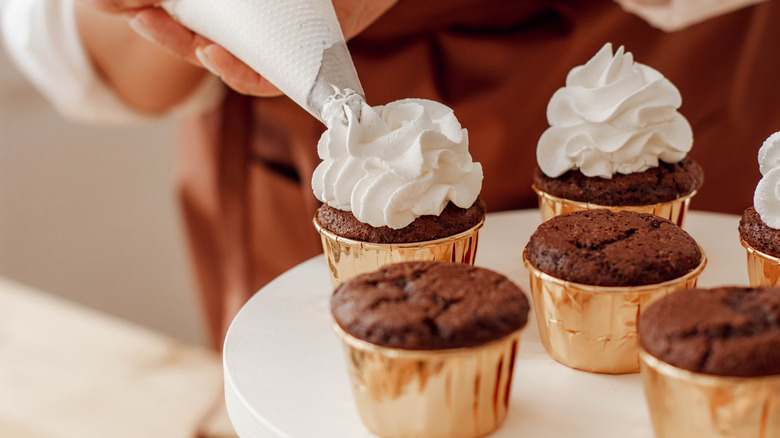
left=614, top=0, right=769, bottom=31
left=0, top=0, right=224, bottom=125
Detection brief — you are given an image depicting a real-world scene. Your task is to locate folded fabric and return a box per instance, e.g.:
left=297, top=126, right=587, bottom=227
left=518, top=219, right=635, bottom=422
left=614, top=0, right=768, bottom=31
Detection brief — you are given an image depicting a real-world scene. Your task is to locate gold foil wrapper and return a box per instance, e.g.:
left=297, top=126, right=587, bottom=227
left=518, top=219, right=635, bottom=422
left=333, top=322, right=522, bottom=438
left=640, top=350, right=780, bottom=438
left=532, top=185, right=696, bottom=226
left=313, top=217, right=483, bottom=288
left=739, top=235, right=780, bottom=287
left=523, top=250, right=706, bottom=374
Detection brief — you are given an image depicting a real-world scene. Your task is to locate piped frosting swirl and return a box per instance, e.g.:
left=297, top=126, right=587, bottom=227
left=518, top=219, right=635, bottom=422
left=754, top=131, right=780, bottom=229
left=312, top=98, right=483, bottom=229
left=537, top=43, right=693, bottom=179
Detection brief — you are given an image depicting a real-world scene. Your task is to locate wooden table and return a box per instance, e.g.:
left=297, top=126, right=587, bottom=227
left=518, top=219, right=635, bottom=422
left=0, top=277, right=235, bottom=438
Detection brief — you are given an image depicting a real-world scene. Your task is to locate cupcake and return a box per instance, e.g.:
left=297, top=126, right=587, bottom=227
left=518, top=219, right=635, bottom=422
left=331, top=261, right=530, bottom=438
left=638, top=287, right=780, bottom=438
left=534, top=43, right=703, bottom=225
left=312, top=98, right=484, bottom=287
left=522, top=209, right=706, bottom=374
left=739, top=131, right=780, bottom=286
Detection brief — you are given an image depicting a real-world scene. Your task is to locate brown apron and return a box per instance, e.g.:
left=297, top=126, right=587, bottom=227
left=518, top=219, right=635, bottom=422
left=175, top=0, right=780, bottom=347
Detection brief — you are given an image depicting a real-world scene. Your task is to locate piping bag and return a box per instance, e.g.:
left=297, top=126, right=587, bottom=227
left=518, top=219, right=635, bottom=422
left=161, top=0, right=366, bottom=125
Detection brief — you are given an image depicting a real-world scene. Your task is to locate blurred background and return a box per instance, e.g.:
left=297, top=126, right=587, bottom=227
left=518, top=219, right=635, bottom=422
left=0, top=44, right=206, bottom=346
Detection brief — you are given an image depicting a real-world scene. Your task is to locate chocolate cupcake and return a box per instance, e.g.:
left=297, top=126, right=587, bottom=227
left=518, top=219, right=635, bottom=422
left=739, top=206, right=780, bottom=257
left=534, top=43, right=701, bottom=225
left=316, top=198, right=485, bottom=244
left=740, top=206, right=780, bottom=287
left=739, top=131, right=780, bottom=287
left=522, top=209, right=706, bottom=373
left=533, top=158, right=702, bottom=210
left=313, top=200, right=484, bottom=287
left=638, top=287, right=780, bottom=437
left=311, top=98, right=484, bottom=287
left=331, top=261, right=529, bottom=438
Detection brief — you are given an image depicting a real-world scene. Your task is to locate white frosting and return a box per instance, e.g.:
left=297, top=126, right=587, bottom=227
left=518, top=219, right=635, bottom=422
left=537, top=43, right=693, bottom=179
left=758, top=131, right=780, bottom=176
left=161, top=0, right=363, bottom=122
left=312, top=98, right=483, bottom=229
left=754, top=131, right=780, bottom=228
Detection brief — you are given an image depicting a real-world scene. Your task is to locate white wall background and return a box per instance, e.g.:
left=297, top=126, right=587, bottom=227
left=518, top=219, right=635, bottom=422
left=0, top=46, right=207, bottom=345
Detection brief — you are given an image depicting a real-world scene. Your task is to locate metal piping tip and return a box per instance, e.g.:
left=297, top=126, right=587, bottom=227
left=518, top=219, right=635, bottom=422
left=307, top=42, right=365, bottom=125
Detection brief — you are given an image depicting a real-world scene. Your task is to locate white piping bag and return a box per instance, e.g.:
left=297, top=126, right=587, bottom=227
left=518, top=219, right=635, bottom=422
left=162, top=0, right=365, bottom=124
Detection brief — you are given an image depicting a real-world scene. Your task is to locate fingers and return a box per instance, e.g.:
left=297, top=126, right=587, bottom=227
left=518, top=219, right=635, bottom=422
left=129, top=8, right=281, bottom=97
left=195, top=45, right=283, bottom=97
left=129, top=7, right=212, bottom=65
left=88, top=0, right=293, bottom=97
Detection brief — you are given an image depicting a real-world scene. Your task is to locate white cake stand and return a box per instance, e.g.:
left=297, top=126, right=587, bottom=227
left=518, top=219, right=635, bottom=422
left=223, top=209, right=747, bottom=437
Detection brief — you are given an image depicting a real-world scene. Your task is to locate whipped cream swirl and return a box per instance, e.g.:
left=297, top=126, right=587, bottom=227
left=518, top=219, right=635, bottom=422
left=754, top=131, right=780, bottom=228
left=312, top=98, right=483, bottom=229
left=537, top=43, right=693, bottom=179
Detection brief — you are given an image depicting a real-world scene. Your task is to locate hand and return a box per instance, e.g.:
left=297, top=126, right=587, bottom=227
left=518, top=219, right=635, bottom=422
left=89, top=0, right=399, bottom=97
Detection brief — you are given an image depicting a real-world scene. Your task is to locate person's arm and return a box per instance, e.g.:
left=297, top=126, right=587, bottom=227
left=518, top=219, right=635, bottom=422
left=2, top=0, right=397, bottom=122
left=74, top=2, right=210, bottom=113
left=75, top=0, right=399, bottom=99
left=1, top=0, right=224, bottom=123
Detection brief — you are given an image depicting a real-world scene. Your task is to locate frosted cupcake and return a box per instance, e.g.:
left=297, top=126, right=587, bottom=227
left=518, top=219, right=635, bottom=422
left=331, top=261, right=529, bottom=438
left=312, top=98, right=484, bottom=287
left=534, top=43, right=702, bottom=225
left=739, top=131, right=780, bottom=286
left=638, top=287, right=780, bottom=438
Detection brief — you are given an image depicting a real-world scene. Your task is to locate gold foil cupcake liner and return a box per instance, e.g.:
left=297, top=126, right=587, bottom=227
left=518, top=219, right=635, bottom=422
left=313, top=217, right=483, bottom=288
left=333, top=322, right=522, bottom=438
left=523, top=250, right=706, bottom=374
left=532, top=185, right=696, bottom=226
left=739, top=235, right=780, bottom=287
left=640, top=350, right=780, bottom=438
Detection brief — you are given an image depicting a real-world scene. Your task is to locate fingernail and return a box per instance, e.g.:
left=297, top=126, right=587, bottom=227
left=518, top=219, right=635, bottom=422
left=195, top=47, right=221, bottom=77
left=128, top=17, right=156, bottom=43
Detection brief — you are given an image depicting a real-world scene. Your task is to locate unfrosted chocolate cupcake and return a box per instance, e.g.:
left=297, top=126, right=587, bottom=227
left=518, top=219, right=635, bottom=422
left=331, top=261, right=529, bottom=438
left=525, top=209, right=702, bottom=287
left=331, top=260, right=529, bottom=349
left=533, top=158, right=703, bottom=207
left=317, top=197, right=486, bottom=244
left=638, top=287, right=780, bottom=438
left=639, top=286, right=780, bottom=377
left=522, top=209, right=706, bottom=374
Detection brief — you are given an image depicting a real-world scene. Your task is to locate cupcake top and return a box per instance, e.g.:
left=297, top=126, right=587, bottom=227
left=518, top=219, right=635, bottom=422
left=639, top=287, right=780, bottom=377
left=533, top=157, right=703, bottom=206
left=739, top=206, right=780, bottom=257
left=316, top=197, right=485, bottom=243
left=524, top=209, right=702, bottom=286
left=536, top=43, right=693, bottom=180
left=311, top=98, right=483, bottom=229
left=331, top=261, right=529, bottom=350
